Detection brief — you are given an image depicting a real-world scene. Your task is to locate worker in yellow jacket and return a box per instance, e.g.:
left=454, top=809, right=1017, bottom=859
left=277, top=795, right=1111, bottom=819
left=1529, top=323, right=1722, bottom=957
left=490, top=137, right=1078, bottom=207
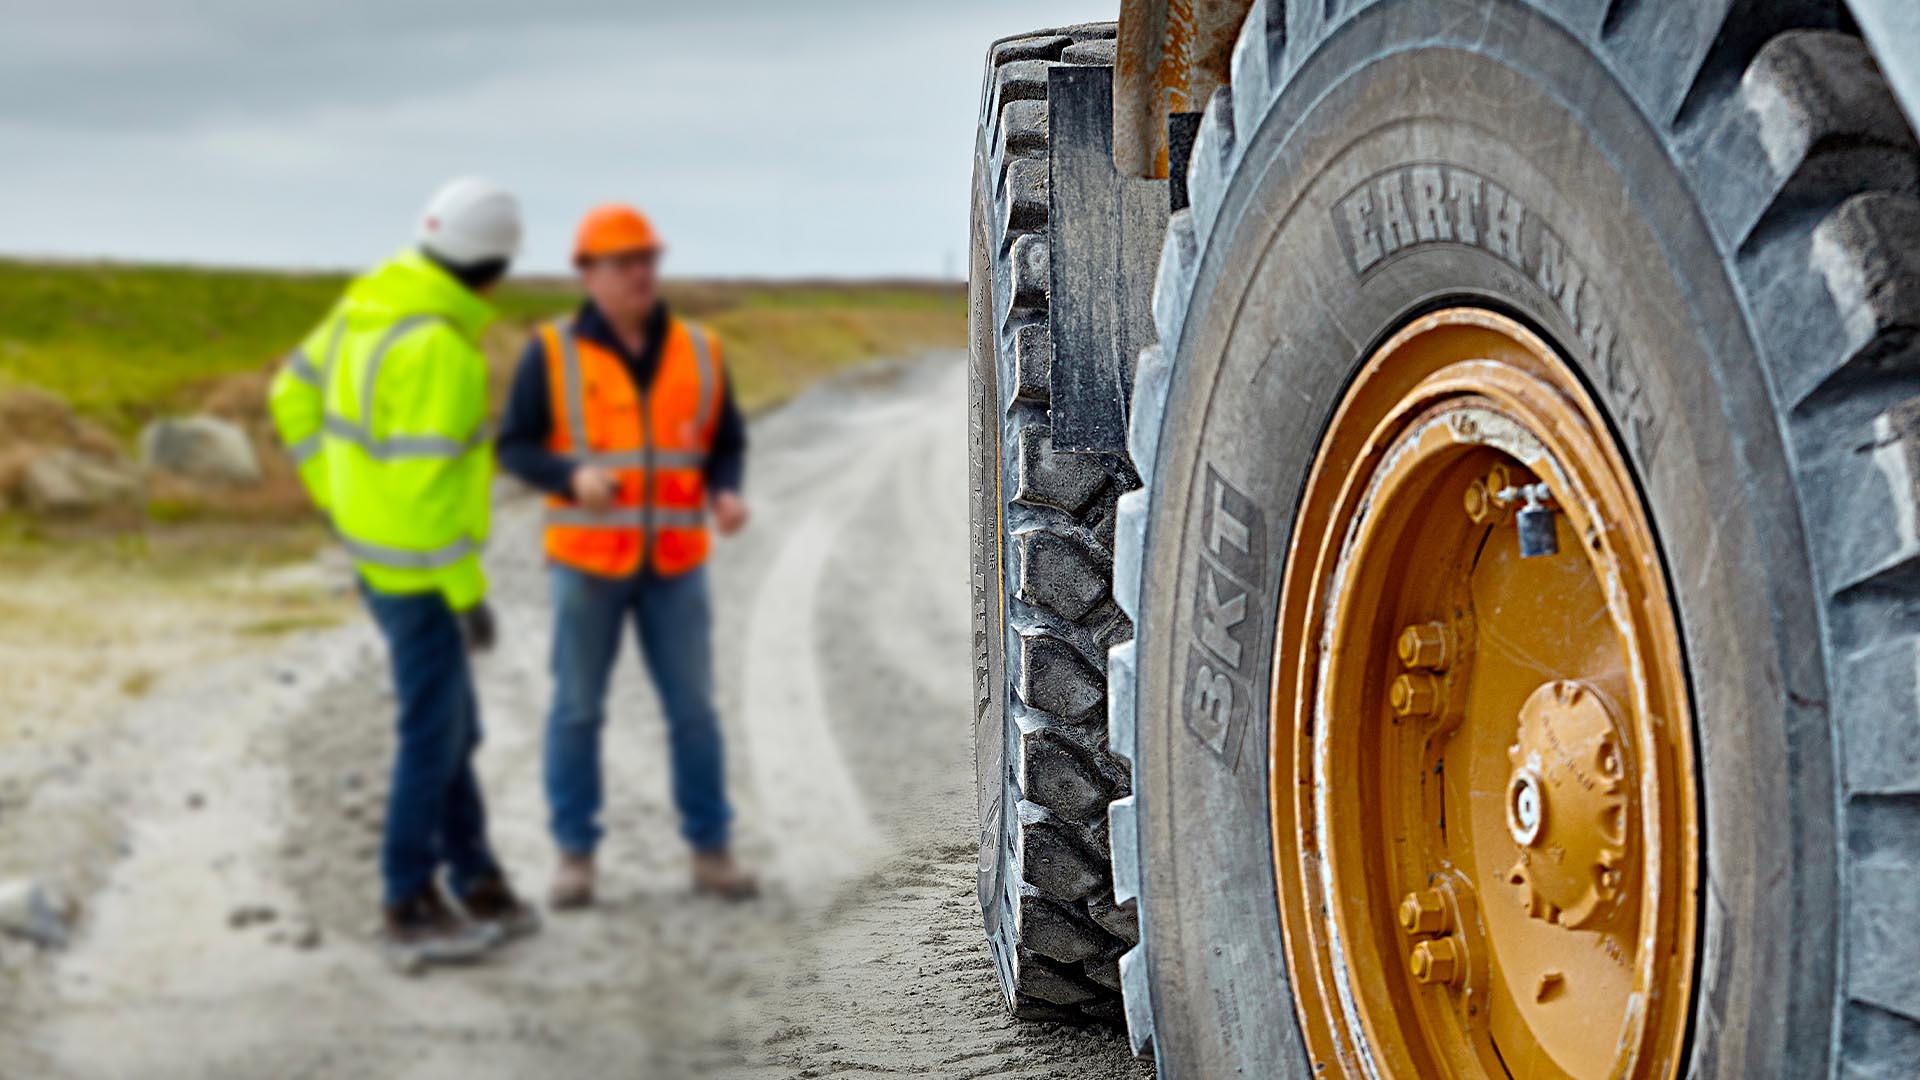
left=269, top=177, right=538, bottom=971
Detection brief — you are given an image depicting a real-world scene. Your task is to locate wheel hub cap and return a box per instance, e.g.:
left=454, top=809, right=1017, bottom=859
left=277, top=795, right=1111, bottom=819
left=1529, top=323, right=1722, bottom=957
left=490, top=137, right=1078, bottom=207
left=1504, top=680, right=1633, bottom=930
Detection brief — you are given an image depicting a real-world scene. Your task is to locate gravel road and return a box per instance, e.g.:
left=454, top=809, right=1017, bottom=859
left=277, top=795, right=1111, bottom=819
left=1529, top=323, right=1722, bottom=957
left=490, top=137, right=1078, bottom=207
left=0, top=353, right=1152, bottom=1080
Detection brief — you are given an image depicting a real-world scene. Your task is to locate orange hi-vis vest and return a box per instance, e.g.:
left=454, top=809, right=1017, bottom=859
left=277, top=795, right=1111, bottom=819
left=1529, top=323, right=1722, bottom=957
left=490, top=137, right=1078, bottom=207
left=540, top=316, right=723, bottom=578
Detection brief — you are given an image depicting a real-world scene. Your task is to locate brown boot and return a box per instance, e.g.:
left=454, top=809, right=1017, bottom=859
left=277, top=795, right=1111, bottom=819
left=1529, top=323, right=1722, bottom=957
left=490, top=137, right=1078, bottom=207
left=382, top=888, right=499, bottom=974
left=549, top=852, right=596, bottom=910
left=692, top=849, right=759, bottom=901
left=456, top=874, right=541, bottom=942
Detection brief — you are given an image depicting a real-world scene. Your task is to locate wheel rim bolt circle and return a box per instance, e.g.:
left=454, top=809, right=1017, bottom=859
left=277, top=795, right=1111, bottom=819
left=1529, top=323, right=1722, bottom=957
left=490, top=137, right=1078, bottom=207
left=1410, top=937, right=1461, bottom=986
left=1398, top=889, right=1451, bottom=935
left=1390, top=673, right=1440, bottom=717
left=1465, top=464, right=1517, bottom=525
left=1397, top=622, right=1450, bottom=670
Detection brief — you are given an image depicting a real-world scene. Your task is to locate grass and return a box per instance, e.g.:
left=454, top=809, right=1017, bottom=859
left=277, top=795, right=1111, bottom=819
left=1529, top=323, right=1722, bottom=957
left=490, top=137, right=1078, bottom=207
left=0, top=258, right=964, bottom=436
left=0, top=258, right=963, bottom=557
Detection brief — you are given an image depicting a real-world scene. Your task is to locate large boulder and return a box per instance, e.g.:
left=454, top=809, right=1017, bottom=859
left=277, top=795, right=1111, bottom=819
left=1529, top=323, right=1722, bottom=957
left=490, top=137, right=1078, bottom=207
left=19, top=448, right=143, bottom=515
left=139, top=415, right=261, bottom=487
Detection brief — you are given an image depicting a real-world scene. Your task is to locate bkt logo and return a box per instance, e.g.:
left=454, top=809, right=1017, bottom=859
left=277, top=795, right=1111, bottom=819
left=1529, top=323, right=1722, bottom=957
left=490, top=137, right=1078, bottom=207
left=1183, top=465, right=1265, bottom=768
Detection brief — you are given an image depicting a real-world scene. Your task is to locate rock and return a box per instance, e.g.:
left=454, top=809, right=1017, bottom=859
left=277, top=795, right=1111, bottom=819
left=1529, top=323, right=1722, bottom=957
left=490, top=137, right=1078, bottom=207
left=0, top=879, right=75, bottom=948
left=292, top=923, right=323, bottom=950
left=185, top=792, right=205, bottom=811
left=19, top=449, right=143, bottom=515
left=226, top=903, right=278, bottom=930
left=138, top=416, right=261, bottom=487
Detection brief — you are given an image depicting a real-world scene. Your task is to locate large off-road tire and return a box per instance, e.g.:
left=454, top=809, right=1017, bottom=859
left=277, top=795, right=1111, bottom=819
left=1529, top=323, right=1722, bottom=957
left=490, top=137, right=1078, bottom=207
left=968, top=24, right=1140, bottom=1024
left=1108, top=0, right=1920, bottom=1076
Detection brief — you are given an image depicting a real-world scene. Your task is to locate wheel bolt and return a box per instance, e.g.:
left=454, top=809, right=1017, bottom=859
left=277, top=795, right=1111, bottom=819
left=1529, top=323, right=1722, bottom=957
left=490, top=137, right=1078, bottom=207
left=1398, top=890, right=1450, bottom=935
left=1397, top=623, right=1449, bottom=670
left=1466, top=465, right=1516, bottom=525
left=1464, top=479, right=1492, bottom=523
left=1410, top=937, right=1460, bottom=986
left=1390, top=674, right=1439, bottom=717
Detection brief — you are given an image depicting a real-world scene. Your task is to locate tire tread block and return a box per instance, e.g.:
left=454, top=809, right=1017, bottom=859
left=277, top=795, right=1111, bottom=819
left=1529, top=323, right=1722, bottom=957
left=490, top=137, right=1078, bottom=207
left=1015, top=528, right=1112, bottom=623
left=1017, top=632, right=1107, bottom=719
left=1020, top=725, right=1114, bottom=822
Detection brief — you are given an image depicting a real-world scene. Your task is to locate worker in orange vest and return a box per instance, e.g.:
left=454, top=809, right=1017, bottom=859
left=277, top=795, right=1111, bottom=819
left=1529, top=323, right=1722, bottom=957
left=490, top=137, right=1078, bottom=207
left=495, top=204, right=756, bottom=907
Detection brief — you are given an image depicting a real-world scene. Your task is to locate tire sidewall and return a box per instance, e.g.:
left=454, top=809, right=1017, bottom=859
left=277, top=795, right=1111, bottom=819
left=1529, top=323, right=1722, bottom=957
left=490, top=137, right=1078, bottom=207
left=1136, top=3, right=1836, bottom=1076
left=969, top=121, right=1016, bottom=994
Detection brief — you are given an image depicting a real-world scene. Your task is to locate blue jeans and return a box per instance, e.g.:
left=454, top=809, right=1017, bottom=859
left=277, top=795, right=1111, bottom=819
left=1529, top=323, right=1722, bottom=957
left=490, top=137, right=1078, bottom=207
left=546, top=564, right=733, bottom=855
left=359, top=582, right=502, bottom=907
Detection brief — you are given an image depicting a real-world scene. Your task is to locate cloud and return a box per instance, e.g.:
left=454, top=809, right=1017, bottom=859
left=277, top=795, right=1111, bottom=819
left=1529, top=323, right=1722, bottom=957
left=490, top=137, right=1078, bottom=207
left=0, top=1, right=1115, bottom=275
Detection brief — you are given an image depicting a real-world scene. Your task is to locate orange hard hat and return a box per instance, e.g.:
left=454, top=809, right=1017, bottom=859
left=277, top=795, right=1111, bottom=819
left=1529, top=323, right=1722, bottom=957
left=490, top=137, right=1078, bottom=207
left=573, top=203, right=663, bottom=262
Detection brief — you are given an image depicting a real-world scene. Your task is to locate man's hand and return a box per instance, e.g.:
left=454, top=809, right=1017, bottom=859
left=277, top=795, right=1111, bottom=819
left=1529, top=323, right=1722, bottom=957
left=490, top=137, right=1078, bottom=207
left=571, top=466, right=619, bottom=511
left=712, top=491, right=750, bottom=536
left=459, top=601, right=498, bottom=653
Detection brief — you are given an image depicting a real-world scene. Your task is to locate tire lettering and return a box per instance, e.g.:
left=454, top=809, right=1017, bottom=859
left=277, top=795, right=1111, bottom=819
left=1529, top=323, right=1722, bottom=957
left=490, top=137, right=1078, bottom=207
left=1331, top=162, right=1665, bottom=467
left=1409, top=165, right=1452, bottom=243
left=1342, top=185, right=1384, bottom=274
left=1191, top=663, right=1233, bottom=739
left=1183, top=467, right=1267, bottom=769
left=1375, top=172, right=1418, bottom=255
left=1197, top=567, right=1247, bottom=668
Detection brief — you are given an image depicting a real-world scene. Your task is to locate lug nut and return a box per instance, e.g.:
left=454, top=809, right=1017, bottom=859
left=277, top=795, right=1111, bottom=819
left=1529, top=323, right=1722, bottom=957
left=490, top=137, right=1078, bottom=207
left=1467, top=465, right=1516, bottom=525
left=1398, top=890, right=1450, bottom=935
left=1397, top=623, right=1449, bottom=670
left=1410, top=937, right=1460, bottom=986
left=1390, top=674, right=1440, bottom=717
left=1464, top=479, right=1493, bottom=523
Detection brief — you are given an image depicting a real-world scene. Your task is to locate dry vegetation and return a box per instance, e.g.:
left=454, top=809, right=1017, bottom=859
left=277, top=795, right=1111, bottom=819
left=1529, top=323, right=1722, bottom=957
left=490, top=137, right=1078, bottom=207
left=0, top=260, right=963, bottom=550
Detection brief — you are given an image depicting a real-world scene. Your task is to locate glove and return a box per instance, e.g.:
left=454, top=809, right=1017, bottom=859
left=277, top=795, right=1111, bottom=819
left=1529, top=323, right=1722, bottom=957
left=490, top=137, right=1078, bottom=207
left=459, top=601, right=498, bottom=654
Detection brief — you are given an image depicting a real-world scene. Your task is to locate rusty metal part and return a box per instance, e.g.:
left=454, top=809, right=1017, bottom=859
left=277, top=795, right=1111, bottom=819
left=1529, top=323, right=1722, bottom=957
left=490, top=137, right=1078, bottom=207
left=1114, top=0, right=1252, bottom=178
left=1268, top=309, right=1699, bottom=1079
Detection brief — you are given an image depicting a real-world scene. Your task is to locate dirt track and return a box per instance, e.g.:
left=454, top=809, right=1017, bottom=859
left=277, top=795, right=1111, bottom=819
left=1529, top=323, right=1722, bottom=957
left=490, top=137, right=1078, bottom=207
left=0, top=354, right=1152, bottom=1079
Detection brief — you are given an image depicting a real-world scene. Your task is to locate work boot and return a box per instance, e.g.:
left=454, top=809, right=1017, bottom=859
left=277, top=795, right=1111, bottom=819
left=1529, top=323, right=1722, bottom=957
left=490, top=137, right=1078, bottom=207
left=549, top=852, right=596, bottom=910
left=382, top=888, right=500, bottom=975
left=456, top=874, right=542, bottom=943
left=692, top=849, right=759, bottom=901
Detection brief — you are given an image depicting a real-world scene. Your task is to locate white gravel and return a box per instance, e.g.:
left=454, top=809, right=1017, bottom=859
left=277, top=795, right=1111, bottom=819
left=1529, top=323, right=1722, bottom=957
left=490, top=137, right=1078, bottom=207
left=0, top=353, right=1151, bottom=1080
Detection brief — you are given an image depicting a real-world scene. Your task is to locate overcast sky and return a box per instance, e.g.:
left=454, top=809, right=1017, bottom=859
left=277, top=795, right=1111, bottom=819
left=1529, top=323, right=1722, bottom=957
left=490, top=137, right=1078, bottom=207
left=0, top=1, right=1112, bottom=277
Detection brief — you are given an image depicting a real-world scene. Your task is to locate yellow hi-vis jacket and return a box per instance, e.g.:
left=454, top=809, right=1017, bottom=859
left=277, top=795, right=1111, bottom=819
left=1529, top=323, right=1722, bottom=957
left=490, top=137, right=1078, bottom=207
left=268, top=250, right=494, bottom=611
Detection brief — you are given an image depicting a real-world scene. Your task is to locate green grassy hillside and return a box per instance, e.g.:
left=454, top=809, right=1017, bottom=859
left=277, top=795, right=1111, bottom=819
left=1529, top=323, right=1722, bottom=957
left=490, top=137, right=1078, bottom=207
left=0, top=258, right=963, bottom=539
left=0, top=259, right=963, bottom=434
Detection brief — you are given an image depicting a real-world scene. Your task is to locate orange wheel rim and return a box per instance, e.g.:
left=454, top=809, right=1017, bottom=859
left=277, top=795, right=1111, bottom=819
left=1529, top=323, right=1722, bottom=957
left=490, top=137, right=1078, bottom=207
left=1270, top=309, right=1699, bottom=1078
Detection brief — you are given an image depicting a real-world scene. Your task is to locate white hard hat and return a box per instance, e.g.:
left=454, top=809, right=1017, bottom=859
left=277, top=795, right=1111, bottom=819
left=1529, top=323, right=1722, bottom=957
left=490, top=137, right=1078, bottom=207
left=417, top=176, right=523, bottom=266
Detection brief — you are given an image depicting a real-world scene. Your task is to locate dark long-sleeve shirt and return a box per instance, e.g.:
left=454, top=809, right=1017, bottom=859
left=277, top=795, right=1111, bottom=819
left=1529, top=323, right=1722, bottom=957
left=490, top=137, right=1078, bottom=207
left=495, top=299, right=747, bottom=498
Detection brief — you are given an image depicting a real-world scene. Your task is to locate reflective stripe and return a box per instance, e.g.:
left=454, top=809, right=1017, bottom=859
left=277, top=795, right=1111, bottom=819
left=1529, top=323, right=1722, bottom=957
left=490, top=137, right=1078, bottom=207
left=288, top=434, right=323, bottom=465
left=557, top=323, right=592, bottom=453
left=320, top=313, right=483, bottom=460
left=543, top=506, right=705, bottom=530
left=576, top=448, right=706, bottom=470
left=339, top=533, right=477, bottom=571
left=285, top=350, right=323, bottom=386
left=359, top=314, right=448, bottom=429
left=544, top=506, right=647, bottom=529
left=323, top=414, right=487, bottom=460
left=687, top=325, right=716, bottom=434
left=318, top=315, right=348, bottom=396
